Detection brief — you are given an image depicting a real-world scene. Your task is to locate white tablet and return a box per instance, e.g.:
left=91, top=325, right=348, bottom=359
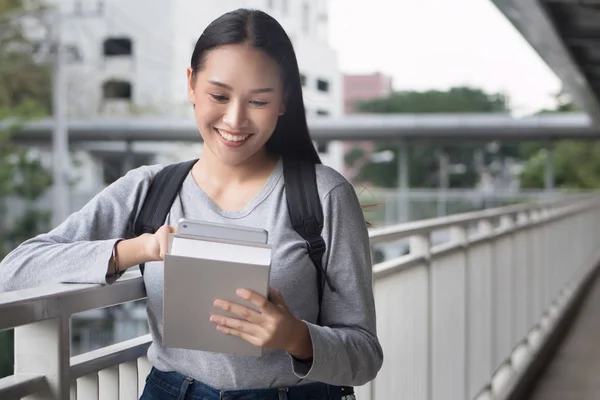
left=177, top=218, right=268, bottom=244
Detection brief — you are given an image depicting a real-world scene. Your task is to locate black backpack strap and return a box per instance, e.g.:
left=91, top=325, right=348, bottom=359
left=134, top=159, right=198, bottom=274
left=283, top=157, right=337, bottom=317
left=283, top=157, right=353, bottom=396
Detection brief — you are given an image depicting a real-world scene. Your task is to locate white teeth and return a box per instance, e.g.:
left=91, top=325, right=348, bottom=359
left=217, top=129, right=250, bottom=142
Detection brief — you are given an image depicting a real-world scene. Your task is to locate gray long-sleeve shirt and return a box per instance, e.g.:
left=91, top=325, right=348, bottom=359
left=0, top=158, right=383, bottom=389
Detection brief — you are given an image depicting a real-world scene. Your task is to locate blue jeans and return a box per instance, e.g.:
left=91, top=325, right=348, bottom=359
left=140, top=367, right=345, bottom=400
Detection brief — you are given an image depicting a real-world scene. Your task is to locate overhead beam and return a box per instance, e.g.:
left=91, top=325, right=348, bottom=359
left=491, top=0, right=600, bottom=125
left=2, top=114, right=600, bottom=144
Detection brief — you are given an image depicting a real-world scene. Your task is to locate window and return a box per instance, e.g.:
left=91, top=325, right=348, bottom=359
left=103, top=37, right=133, bottom=57
left=300, top=73, right=307, bottom=87
left=317, top=109, right=330, bottom=116
left=303, top=2, right=309, bottom=34
left=102, top=80, right=132, bottom=100
left=317, top=79, right=329, bottom=93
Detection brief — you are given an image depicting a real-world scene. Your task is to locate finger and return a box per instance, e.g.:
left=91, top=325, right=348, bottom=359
left=213, top=299, right=263, bottom=323
left=159, top=236, right=169, bottom=259
left=157, top=226, right=176, bottom=259
left=268, top=287, right=288, bottom=309
left=210, top=314, right=260, bottom=336
left=215, top=325, right=263, bottom=348
left=236, top=289, right=274, bottom=314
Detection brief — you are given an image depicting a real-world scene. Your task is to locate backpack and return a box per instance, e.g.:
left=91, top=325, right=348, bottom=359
left=132, top=157, right=354, bottom=397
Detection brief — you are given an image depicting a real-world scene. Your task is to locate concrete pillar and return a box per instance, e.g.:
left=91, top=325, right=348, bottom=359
left=545, top=140, right=554, bottom=192
left=398, top=140, right=410, bottom=223
left=326, top=140, right=345, bottom=174
left=438, top=149, right=449, bottom=217
left=15, top=317, right=71, bottom=399
left=123, top=140, right=134, bottom=176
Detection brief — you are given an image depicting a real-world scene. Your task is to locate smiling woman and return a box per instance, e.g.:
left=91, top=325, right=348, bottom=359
left=0, top=8, right=382, bottom=400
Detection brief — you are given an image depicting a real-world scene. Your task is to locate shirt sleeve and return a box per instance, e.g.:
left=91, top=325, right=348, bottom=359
left=0, top=165, right=159, bottom=292
left=289, top=181, right=384, bottom=387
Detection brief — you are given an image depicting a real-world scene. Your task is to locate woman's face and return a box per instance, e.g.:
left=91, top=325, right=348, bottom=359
left=187, top=44, right=286, bottom=166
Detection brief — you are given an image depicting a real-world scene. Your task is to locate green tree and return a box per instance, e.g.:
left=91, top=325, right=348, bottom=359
left=0, top=0, right=53, bottom=379
left=520, top=140, right=600, bottom=189
left=356, top=86, right=509, bottom=114
left=518, top=92, right=600, bottom=189
left=349, top=87, right=511, bottom=188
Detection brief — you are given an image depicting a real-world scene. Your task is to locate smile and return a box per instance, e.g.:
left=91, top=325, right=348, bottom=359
left=215, top=128, right=252, bottom=143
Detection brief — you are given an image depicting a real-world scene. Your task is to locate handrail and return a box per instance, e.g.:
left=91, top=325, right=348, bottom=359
left=370, top=197, right=600, bottom=282
left=0, top=373, right=47, bottom=399
left=70, top=334, right=152, bottom=380
left=369, top=194, right=598, bottom=245
left=0, top=271, right=145, bottom=331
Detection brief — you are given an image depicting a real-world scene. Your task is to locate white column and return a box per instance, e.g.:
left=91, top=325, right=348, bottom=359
left=438, top=149, right=450, bottom=217
left=15, top=318, right=71, bottom=399
left=398, top=141, right=410, bottom=223
left=544, top=141, right=554, bottom=192
left=324, top=141, right=345, bottom=174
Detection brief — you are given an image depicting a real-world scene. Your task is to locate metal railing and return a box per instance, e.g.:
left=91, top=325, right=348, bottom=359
left=357, top=194, right=600, bottom=399
left=1, top=196, right=599, bottom=399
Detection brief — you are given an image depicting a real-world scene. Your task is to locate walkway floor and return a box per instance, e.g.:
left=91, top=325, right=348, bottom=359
left=529, top=271, right=600, bottom=400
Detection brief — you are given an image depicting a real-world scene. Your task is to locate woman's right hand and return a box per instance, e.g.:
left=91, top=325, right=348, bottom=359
left=142, top=225, right=177, bottom=262
left=112, top=225, right=177, bottom=273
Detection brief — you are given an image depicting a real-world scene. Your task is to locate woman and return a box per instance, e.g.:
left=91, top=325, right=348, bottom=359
left=0, top=8, right=383, bottom=399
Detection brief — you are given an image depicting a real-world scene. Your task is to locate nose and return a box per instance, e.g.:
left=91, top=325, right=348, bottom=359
left=222, top=100, right=248, bottom=130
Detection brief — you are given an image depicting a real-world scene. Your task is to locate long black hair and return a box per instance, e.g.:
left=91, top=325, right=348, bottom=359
left=190, top=8, right=321, bottom=164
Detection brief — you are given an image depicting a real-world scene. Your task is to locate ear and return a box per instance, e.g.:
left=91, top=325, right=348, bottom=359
left=186, top=67, right=195, bottom=104
left=278, top=102, right=286, bottom=116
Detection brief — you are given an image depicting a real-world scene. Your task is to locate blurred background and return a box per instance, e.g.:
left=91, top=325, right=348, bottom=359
left=1, top=0, right=600, bottom=397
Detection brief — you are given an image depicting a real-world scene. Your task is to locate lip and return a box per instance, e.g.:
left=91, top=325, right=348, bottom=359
left=214, top=127, right=253, bottom=148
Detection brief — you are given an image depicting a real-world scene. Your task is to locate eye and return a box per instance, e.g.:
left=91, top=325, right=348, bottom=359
left=250, top=100, right=269, bottom=107
left=209, top=94, right=228, bottom=103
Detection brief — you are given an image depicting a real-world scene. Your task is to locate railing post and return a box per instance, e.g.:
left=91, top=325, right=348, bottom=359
left=478, top=218, right=499, bottom=375
left=477, top=219, right=493, bottom=236
left=15, top=317, right=70, bottom=400
left=450, top=224, right=470, bottom=398
left=410, top=234, right=432, bottom=400
left=528, top=209, right=541, bottom=328
left=539, top=207, right=551, bottom=310
left=410, top=235, right=431, bottom=259
left=99, top=366, right=119, bottom=399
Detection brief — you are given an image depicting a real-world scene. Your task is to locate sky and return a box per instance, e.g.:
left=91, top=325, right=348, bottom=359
left=328, top=0, right=562, bottom=116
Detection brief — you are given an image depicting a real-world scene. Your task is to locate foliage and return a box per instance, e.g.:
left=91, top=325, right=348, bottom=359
left=349, top=86, right=510, bottom=188
left=356, top=86, right=509, bottom=114
left=0, top=0, right=53, bottom=379
left=519, top=140, right=600, bottom=189
left=519, top=92, right=600, bottom=189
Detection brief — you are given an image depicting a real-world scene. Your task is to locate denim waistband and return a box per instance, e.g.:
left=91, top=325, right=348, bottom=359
left=144, top=367, right=342, bottom=400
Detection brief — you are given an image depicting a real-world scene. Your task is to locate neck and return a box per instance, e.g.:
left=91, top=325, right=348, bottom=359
left=194, top=147, right=278, bottom=186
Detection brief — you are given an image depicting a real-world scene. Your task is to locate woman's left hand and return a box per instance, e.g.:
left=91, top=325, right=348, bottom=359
left=210, top=286, right=313, bottom=359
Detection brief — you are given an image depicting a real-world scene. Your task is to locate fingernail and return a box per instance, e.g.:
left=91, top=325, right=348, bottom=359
left=214, top=300, right=224, bottom=308
left=236, top=289, right=248, bottom=297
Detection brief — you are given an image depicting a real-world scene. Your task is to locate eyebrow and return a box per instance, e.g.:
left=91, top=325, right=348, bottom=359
left=208, top=80, right=274, bottom=94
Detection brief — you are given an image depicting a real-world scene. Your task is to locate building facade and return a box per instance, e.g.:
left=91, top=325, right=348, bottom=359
left=46, top=0, right=341, bottom=119
left=33, top=0, right=343, bottom=194
left=343, top=72, right=393, bottom=114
